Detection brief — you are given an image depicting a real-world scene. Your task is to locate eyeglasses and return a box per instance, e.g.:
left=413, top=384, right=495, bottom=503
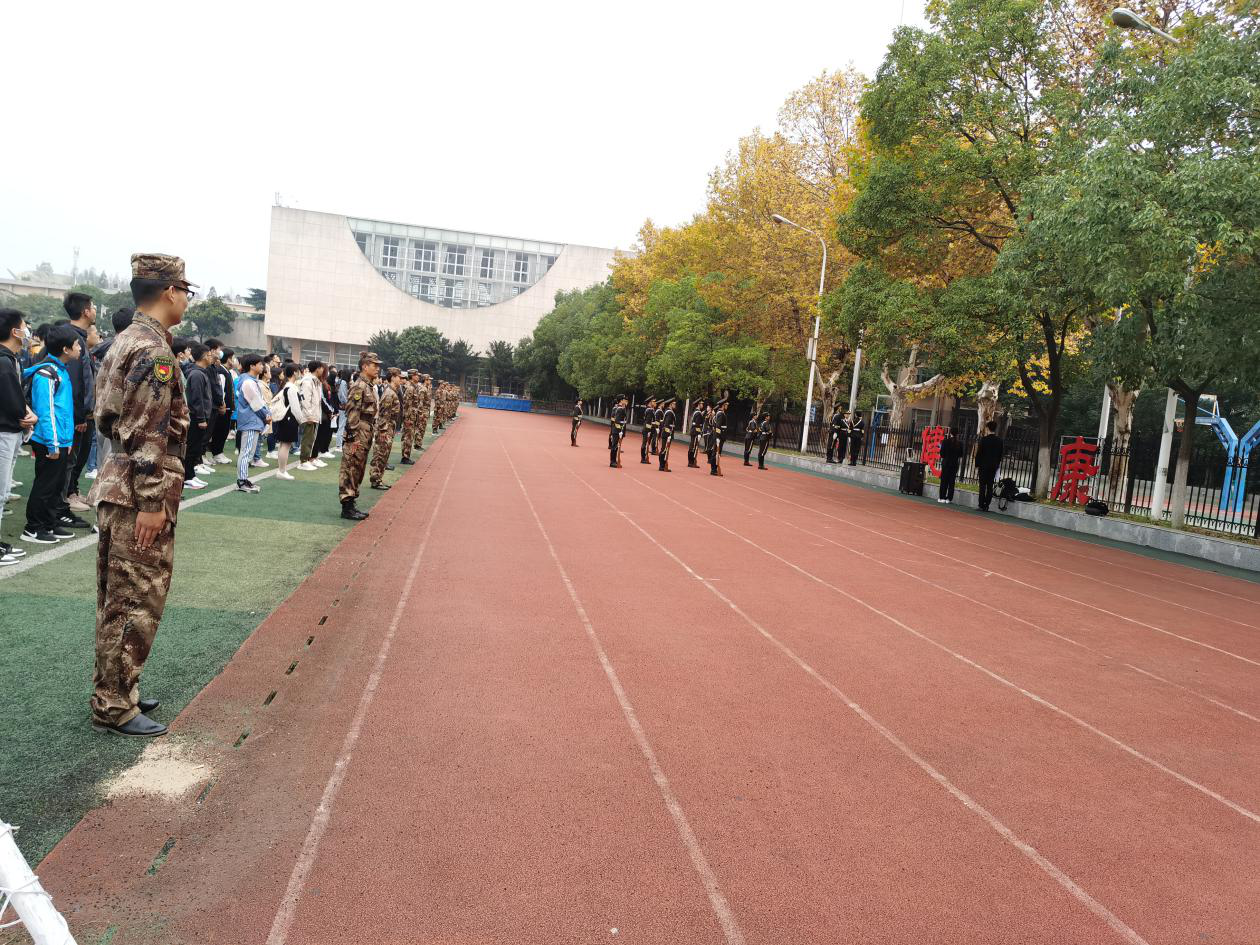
left=183, top=288, right=198, bottom=301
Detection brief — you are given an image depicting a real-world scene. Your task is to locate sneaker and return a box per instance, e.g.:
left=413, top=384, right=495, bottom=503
left=16, top=448, right=29, bottom=457
left=0, top=542, right=27, bottom=559
left=250, top=460, right=269, bottom=469
left=213, top=453, right=231, bottom=465
left=195, top=464, right=215, bottom=475
left=296, top=461, right=317, bottom=471
left=10, top=481, right=21, bottom=487
left=319, top=452, right=335, bottom=459
left=0, top=552, right=17, bottom=566
left=184, top=479, right=206, bottom=490
left=85, top=468, right=98, bottom=480
left=67, top=494, right=91, bottom=512
left=311, top=459, right=327, bottom=468
left=276, top=471, right=295, bottom=481
left=59, top=514, right=91, bottom=529
left=237, top=479, right=260, bottom=494
left=5, top=493, right=17, bottom=502
left=50, top=525, right=74, bottom=539
left=20, top=529, right=58, bottom=544
left=266, top=451, right=278, bottom=459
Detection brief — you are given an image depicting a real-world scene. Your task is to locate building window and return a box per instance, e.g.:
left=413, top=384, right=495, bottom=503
left=443, top=245, right=468, bottom=276
left=304, top=341, right=331, bottom=363
left=382, top=270, right=398, bottom=285
left=440, top=279, right=466, bottom=307
left=355, top=233, right=369, bottom=254
left=380, top=237, right=400, bottom=268
left=413, top=241, right=436, bottom=273
left=542, top=255, right=556, bottom=273
left=512, top=253, right=530, bottom=284
left=477, top=282, right=492, bottom=305
left=479, top=250, right=498, bottom=279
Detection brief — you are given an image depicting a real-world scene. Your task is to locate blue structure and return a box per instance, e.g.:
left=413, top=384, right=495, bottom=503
left=477, top=394, right=532, bottom=412
left=1187, top=397, right=1258, bottom=515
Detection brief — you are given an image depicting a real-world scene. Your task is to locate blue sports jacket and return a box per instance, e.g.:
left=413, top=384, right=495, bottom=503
left=23, top=356, right=74, bottom=451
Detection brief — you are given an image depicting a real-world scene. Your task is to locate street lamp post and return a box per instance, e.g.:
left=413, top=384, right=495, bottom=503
left=771, top=214, right=829, bottom=453
left=1111, top=7, right=1179, bottom=522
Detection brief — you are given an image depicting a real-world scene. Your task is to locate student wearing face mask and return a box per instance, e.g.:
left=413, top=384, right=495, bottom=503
left=0, top=309, right=36, bottom=562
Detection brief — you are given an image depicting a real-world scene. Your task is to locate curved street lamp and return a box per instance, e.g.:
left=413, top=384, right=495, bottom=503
left=1111, top=7, right=1180, bottom=43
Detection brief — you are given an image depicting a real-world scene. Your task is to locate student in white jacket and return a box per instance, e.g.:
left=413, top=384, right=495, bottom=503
left=295, top=360, right=326, bottom=470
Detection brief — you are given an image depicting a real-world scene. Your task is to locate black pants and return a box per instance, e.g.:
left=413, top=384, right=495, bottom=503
left=28, top=442, right=71, bottom=532
left=758, top=438, right=769, bottom=468
left=184, top=422, right=207, bottom=482
left=66, top=419, right=95, bottom=497
left=314, top=415, right=333, bottom=456
left=978, top=466, right=998, bottom=510
left=641, top=428, right=652, bottom=463
left=609, top=429, right=622, bottom=466
left=209, top=411, right=231, bottom=456
left=940, top=462, right=958, bottom=501
left=571, top=417, right=580, bottom=445
left=744, top=435, right=755, bottom=463
left=687, top=434, right=702, bottom=466
left=827, top=433, right=847, bottom=463
left=658, top=432, right=672, bottom=469
left=848, top=435, right=863, bottom=465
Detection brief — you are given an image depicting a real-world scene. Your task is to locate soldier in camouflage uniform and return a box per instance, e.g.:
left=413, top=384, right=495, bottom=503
left=370, top=367, right=402, bottom=489
left=87, top=253, right=194, bottom=737
left=338, top=352, right=381, bottom=520
left=416, top=375, right=432, bottom=449
left=399, top=369, right=421, bottom=465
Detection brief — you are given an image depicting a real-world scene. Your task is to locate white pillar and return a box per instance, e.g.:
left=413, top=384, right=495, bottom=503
left=682, top=398, right=690, bottom=434
left=848, top=346, right=863, bottom=413
left=1149, top=388, right=1177, bottom=521
left=0, top=820, right=77, bottom=945
left=1097, top=384, right=1112, bottom=442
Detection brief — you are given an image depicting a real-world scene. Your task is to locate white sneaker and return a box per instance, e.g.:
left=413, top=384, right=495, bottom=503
left=213, top=453, right=230, bottom=465
left=319, top=452, right=335, bottom=459
left=266, top=451, right=278, bottom=459
left=296, top=462, right=316, bottom=471
left=276, top=471, right=295, bottom=481
left=11, top=481, right=21, bottom=487
left=195, top=464, right=215, bottom=475
left=16, top=449, right=28, bottom=457
left=184, top=479, right=206, bottom=490
left=250, top=460, right=269, bottom=468
left=85, top=469, right=98, bottom=480
left=67, top=495, right=91, bottom=512
left=311, top=459, right=327, bottom=468
left=194, top=477, right=210, bottom=487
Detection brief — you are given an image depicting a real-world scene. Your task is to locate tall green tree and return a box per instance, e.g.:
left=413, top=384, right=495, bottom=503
left=246, top=288, right=267, bottom=311
left=183, top=297, right=235, bottom=341
left=486, top=340, right=517, bottom=389
left=444, top=339, right=479, bottom=387
left=367, top=329, right=402, bottom=367
left=395, top=325, right=448, bottom=373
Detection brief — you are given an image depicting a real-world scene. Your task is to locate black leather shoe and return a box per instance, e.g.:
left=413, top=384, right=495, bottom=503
left=400, top=458, right=415, bottom=465
left=93, top=712, right=167, bottom=738
left=370, top=482, right=391, bottom=490
left=139, top=697, right=160, bottom=714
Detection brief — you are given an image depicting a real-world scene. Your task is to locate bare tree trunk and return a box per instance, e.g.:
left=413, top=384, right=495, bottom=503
left=881, top=348, right=945, bottom=431
left=1106, top=382, right=1140, bottom=490
left=1035, top=411, right=1055, bottom=499
left=975, top=379, right=1000, bottom=430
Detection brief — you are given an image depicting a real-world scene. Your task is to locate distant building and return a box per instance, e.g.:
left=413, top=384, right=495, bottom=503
left=264, top=206, right=616, bottom=367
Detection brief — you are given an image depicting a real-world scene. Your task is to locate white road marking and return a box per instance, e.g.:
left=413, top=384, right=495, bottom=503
left=503, top=442, right=746, bottom=945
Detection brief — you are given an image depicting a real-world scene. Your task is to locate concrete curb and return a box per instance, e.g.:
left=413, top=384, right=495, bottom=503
left=587, top=415, right=1260, bottom=574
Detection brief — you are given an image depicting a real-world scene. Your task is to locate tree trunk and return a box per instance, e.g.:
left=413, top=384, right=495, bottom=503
left=1168, top=385, right=1202, bottom=528
left=1106, top=382, right=1140, bottom=491
left=1035, top=410, right=1055, bottom=499
left=975, top=379, right=1001, bottom=431
left=881, top=350, right=945, bottom=431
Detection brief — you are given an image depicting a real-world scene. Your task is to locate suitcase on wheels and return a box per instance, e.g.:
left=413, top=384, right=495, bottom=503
left=899, top=461, right=925, bottom=496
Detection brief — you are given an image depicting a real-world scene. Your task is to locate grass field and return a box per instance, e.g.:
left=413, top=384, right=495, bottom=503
left=0, top=430, right=433, bottom=863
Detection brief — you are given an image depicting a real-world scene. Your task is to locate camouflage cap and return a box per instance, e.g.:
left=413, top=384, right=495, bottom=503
left=359, top=351, right=382, bottom=365
left=407, top=368, right=420, bottom=376
left=130, top=253, right=198, bottom=289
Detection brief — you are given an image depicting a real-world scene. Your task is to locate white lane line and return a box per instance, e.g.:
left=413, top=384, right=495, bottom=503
left=632, top=473, right=1260, bottom=828
left=265, top=445, right=459, bottom=945
left=559, top=458, right=1149, bottom=945
left=692, top=477, right=1260, bottom=727
left=502, top=442, right=746, bottom=945
left=0, top=468, right=280, bottom=581
left=737, top=478, right=1260, bottom=669
left=774, top=474, right=1260, bottom=632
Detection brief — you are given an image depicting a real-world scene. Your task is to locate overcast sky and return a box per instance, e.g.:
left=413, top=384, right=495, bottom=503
left=3, top=0, right=926, bottom=295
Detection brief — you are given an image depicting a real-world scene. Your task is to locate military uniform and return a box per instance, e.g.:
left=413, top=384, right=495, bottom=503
left=88, top=253, right=193, bottom=733
left=640, top=400, right=656, bottom=464
left=743, top=416, right=759, bottom=466
left=848, top=413, right=866, bottom=465
left=417, top=378, right=432, bottom=448
left=609, top=402, right=628, bottom=468
left=757, top=416, right=772, bottom=469
left=708, top=401, right=728, bottom=476
left=338, top=356, right=380, bottom=509
left=399, top=373, right=421, bottom=463
left=687, top=402, right=706, bottom=468
left=658, top=402, right=676, bottom=471
left=570, top=400, right=583, bottom=446
left=371, top=376, right=401, bottom=486
left=827, top=412, right=848, bottom=464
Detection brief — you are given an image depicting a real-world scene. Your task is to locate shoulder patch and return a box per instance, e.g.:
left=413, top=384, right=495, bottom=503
left=352, top=389, right=363, bottom=401
left=152, top=355, right=176, bottom=384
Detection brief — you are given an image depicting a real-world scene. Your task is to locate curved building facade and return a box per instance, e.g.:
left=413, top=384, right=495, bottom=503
left=264, top=206, right=616, bottom=365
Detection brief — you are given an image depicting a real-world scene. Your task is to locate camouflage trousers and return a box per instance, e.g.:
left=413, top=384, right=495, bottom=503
left=369, top=429, right=394, bottom=484
left=338, top=438, right=370, bottom=502
left=400, top=416, right=422, bottom=461
left=92, top=503, right=175, bottom=726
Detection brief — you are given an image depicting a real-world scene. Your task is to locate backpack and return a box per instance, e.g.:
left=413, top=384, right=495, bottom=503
left=1085, top=499, right=1109, bottom=516
left=996, top=477, right=1020, bottom=511
left=22, top=362, right=60, bottom=409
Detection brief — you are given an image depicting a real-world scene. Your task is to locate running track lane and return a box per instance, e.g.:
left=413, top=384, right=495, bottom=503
left=27, top=409, right=1260, bottom=944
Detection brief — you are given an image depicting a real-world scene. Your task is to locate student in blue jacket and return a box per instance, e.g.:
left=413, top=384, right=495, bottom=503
left=22, top=324, right=87, bottom=543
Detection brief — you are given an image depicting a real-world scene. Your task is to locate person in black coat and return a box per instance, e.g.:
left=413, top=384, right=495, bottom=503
left=826, top=410, right=848, bottom=463
left=609, top=396, right=628, bottom=468
left=183, top=343, right=214, bottom=486
left=847, top=411, right=865, bottom=465
left=974, top=420, right=1005, bottom=511
left=570, top=398, right=583, bottom=446
left=938, top=427, right=964, bottom=503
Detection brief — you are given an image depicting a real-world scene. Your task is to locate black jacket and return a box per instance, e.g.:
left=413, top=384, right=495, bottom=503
left=940, top=436, right=965, bottom=470
left=0, top=346, right=25, bottom=434
left=185, top=364, right=213, bottom=422
left=209, top=361, right=234, bottom=410
left=68, top=323, right=95, bottom=422
left=975, top=433, right=1004, bottom=470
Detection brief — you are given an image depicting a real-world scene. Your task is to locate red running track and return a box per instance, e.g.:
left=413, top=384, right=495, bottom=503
left=33, top=409, right=1260, bottom=945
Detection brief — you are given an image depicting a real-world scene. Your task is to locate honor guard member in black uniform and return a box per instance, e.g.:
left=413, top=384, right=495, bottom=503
left=847, top=410, right=866, bottom=465
left=651, top=400, right=664, bottom=455
left=743, top=412, right=760, bottom=466
left=826, top=409, right=848, bottom=463
left=640, top=397, right=656, bottom=464
left=687, top=398, right=706, bottom=468
left=708, top=398, right=728, bottom=476
left=757, top=412, right=772, bottom=469
left=658, top=398, right=677, bottom=471
left=609, top=395, right=628, bottom=468
left=570, top=398, right=583, bottom=446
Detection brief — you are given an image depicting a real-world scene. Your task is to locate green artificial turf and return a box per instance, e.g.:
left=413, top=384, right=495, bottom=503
left=0, top=430, right=441, bottom=863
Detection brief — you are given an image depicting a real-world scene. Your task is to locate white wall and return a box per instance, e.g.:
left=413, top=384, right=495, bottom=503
left=264, top=207, right=616, bottom=354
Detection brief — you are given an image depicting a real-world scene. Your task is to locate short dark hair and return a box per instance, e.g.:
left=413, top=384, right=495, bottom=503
left=131, top=278, right=170, bottom=306
left=239, top=353, right=261, bottom=372
left=44, top=324, right=79, bottom=358
left=33, top=323, right=51, bottom=343
left=0, top=308, right=25, bottom=342
left=63, top=292, right=93, bottom=320
left=306, top=359, right=324, bottom=373
left=221, top=348, right=234, bottom=361
left=986, top=420, right=998, bottom=432
left=205, top=338, right=222, bottom=350
left=282, top=362, right=299, bottom=380
left=171, top=340, right=191, bottom=357
left=112, top=307, right=135, bottom=334
left=190, top=342, right=209, bottom=362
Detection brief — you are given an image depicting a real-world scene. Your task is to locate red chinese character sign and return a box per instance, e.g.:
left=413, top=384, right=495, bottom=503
left=1051, top=436, right=1100, bottom=505
left=921, top=426, right=946, bottom=476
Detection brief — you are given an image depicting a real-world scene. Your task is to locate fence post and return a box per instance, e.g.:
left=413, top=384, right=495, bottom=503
left=1123, top=438, right=1139, bottom=515
left=0, top=820, right=78, bottom=944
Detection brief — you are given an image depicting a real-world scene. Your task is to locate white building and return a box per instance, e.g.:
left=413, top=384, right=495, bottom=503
left=265, top=206, right=616, bottom=366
